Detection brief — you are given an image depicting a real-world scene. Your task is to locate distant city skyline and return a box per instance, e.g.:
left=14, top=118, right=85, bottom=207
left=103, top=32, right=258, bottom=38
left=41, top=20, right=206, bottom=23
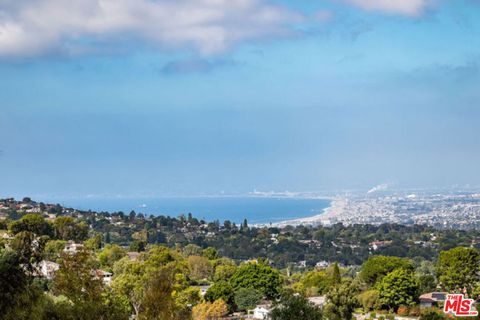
left=1, top=0, right=480, bottom=198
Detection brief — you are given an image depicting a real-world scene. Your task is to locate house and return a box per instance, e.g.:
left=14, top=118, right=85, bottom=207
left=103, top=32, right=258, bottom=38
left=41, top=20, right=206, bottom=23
left=64, top=241, right=84, bottom=254
left=249, top=304, right=271, bottom=319
left=308, top=296, right=326, bottom=308
left=95, top=269, right=113, bottom=286
left=370, top=240, right=393, bottom=251
left=420, top=292, right=448, bottom=308
left=315, top=261, right=330, bottom=269
left=36, top=260, right=60, bottom=280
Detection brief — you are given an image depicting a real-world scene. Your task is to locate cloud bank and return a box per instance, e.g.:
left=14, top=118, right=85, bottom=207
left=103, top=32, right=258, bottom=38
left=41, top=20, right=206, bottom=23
left=0, top=0, right=302, bottom=57
left=342, top=0, right=433, bottom=16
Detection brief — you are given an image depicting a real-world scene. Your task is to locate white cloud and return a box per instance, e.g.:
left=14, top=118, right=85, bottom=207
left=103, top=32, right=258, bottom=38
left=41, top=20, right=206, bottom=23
left=342, top=0, right=433, bottom=16
left=0, top=0, right=303, bottom=57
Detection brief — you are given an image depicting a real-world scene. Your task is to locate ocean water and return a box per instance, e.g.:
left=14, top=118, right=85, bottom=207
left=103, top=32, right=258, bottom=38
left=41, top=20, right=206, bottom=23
left=54, top=197, right=330, bottom=224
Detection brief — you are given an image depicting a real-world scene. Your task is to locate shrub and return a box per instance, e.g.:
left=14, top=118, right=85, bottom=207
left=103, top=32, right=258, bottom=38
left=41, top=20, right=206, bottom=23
left=397, top=305, right=409, bottom=316
left=419, top=307, right=445, bottom=320
left=409, top=306, right=421, bottom=316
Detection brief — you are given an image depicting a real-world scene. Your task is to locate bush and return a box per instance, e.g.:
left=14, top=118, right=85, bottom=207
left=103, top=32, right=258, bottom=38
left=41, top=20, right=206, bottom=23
left=397, top=305, right=409, bottom=316
left=419, top=307, right=445, bottom=320
left=409, top=306, right=421, bottom=316
left=386, top=315, right=395, bottom=320
left=358, top=290, right=380, bottom=312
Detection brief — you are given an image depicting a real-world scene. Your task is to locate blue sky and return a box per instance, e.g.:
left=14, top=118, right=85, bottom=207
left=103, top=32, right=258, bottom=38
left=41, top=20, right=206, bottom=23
left=1, top=0, right=480, bottom=199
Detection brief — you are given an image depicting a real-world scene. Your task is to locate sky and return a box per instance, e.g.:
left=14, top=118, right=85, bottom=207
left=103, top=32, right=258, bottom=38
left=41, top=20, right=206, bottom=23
left=1, top=0, right=480, bottom=199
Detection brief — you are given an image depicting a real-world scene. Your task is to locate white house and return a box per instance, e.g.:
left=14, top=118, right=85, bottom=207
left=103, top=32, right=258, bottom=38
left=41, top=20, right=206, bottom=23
left=64, top=241, right=84, bottom=254
left=315, top=260, right=330, bottom=269
left=308, top=296, right=326, bottom=308
left=36, top=260, right=60, bottom=280
left=95, top=269, right=113, bottom=286
left=249, top=304, right=271, bottom=319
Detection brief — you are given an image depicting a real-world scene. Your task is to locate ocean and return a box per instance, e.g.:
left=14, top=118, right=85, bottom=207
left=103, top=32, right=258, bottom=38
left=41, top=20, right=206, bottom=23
left=52, top=197, right=331, bottom=225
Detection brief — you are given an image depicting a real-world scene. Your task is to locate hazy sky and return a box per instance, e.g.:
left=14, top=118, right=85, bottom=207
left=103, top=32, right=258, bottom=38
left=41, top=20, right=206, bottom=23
left=1, top=0, right=480, bottom=198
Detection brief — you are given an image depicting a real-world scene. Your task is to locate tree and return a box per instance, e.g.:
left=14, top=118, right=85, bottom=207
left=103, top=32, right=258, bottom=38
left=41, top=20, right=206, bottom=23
left=437, top=247, right=480, bottom=294
left=416, top=260, right=437, bottom=294
left=9, top=213, right=52, bottom=237
left=53, top=248, right=105, bottom=319
left=234, top=288, right=263, bottom=312
left=188, top=255, right=213, bottom=280
left=300, top=271, right=334, bottom=295
left=203, top=247, right=219, bottom=260
left=324, top=280, right=358, bottom=320
left=97, top=244, right=126, bottom=270
left=378, top=269, right=419, bottom=310
left=230, top=262, right=283, bottom=299
left=270, top=291, right=323, bottom=320
left=213, top=264, right=237, bottom=282
left=357, top=289, right=380, bottom=312
left=112, top=246, right=190, bottom=319
left=129, top=240, right=146, bottom=252
left=205, top=281, right=235, bottom=310
left=141, top=267, right=187, bottom=320
left=331, top=262, right=341, bottom=285
left=84, top=234, right=103, bottom=251
left=53, top=217, right=88, bottom=241
left=183, top=244, right=203, bottom=257
left=0, top=251, right=28, bottom=315
left=192, top=299, right=229, bottom=320
left=44, top=239, right=67, bottom=262
left=10, top=231, right=46, bottom=274
left=360, top=255, right=413, bottom=285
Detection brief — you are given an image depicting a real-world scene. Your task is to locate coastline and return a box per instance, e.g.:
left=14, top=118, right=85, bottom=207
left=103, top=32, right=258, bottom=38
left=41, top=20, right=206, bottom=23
left=260, top=197, right=344, bottom=227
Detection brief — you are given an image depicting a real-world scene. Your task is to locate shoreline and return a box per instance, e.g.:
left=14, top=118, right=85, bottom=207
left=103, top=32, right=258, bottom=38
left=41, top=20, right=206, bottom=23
left=258, top=197, right=345, bottom=227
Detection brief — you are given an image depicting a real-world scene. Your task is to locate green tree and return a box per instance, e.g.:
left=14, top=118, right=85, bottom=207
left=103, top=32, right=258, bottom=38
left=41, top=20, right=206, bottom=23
left=0, top=251, right=28, bottom=315
left=230, top=262, right=283, bottom=299
left=9, top=214, right=53, bottom=237
left=360, top=255, right=413, bottom=285
left=112, top=246, right=190, bottom=319
left=214, top=264, right=237, bottom=282
left=97, top=244, right=126, bottom=270
left=10, top=231, right=46, bottom=274
left=188, top=255, right=213, bottom=280
left=141, top=267, right=188, bottom=320
left=357, top=289, right=380, bottom=312
left=84, top=233, right=103, bottom=252
left=205, top=281, right=235, bottom=310
left=437, top=247, right=480, bottom=294
left=203, top=247, right=219, bottom=260
left=299, top=270, right=332, bottom=295
left=324, top=280, right=358, bottom=320
left=234, top=288, right=263, bottom=312
left=44, top=239, right=67, bottom=262
left=270, top=291, right=322, bottom=320
left=129, top=240, right=146, bottom=252
left=331, top=262, right=341, bottom=285
left=53, top=217, right=88, bottom=241
left=53, top=248, right=105, bottom=319
left=378, top=269, right=419, bottom=310
left=183, top=244, right=203, bottom=257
